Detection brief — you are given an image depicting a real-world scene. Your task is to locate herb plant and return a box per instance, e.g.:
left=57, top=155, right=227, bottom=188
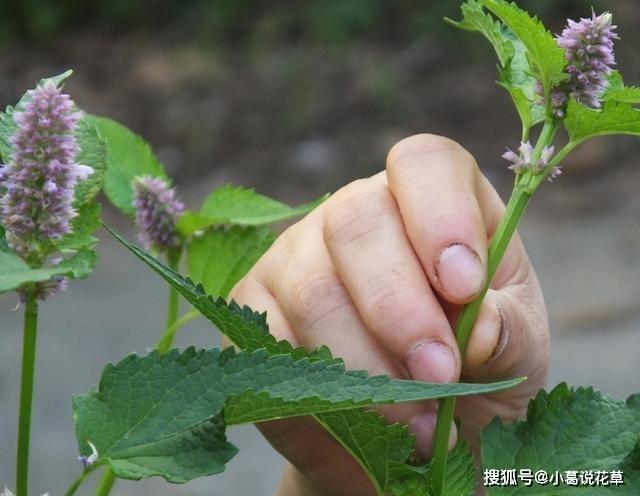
left=1, top=1, right=639, bottom=495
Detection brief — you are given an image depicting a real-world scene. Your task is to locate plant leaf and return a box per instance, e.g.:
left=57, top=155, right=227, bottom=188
left=54, top=201, right=101, bottom=253
left=564, top=100, right=640, bottom=145
left=107, top=226, right=524, bottom=490
left=479, top=0, right=566, bottom=94
left=187, top=226, right=275, bottom=298
left=74, top=118, right=107, bottom=206
left=602, top=72, right=640, bottom=105
left=74, top=346, right=522, bottom=483
left=315, top=409, right=419, bottom=492
left=482, top=383, right=640, bottom=494
left=177, top=185, right=328, bottom=235
left=388, top=439, right=476, bottom=496
left=107, top=225, right=329, bottom=359
left=87, top=115, right=167, bottom=216
left=0, top=249, right=96, bottom=294
left=448, top=0, right=544, bottom=131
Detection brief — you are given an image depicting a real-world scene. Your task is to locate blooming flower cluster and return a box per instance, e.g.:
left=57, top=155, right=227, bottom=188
left=132, top=176, right=184, bottom=251
left=552, top=11, right=618, bottom=114
left=503, top=141, right=560, bottom=179
left=0, top=82, right=92, bottom=259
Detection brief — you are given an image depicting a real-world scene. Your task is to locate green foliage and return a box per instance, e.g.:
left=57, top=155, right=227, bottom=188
left=448, top=0, right=544, bottom=132
left=54, top=202, right=101, bottom=253
left=602, top=72, right=640, bottom=105
left=107, top=226, right=521, bottom=493
left=315, top=409, right=420, bottom=491
left=482, top=384, right=640, bottom=494
left=564, top=100, right=640, bottom=144
left=74, top=118, right=108, bottom=206
left=74, top=344, right=521, bottom=482
left=178, top=185, right=328, bottom=235
left=87, top=115, right=167, bottom=216
left=479, top=0, right=566, bottom=96
left=187, top=226, right=275, bottom=298
left=388, top=440, right=476, bottom=496
left=0, top=249, right=96, bottom=294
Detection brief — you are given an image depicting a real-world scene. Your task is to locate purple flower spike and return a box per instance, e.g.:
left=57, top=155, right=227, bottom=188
left=557, top=11, right=618, bottom=108
left=132, top=176, right=184, bottom=251
left=0, top=81, right=92, bottom=259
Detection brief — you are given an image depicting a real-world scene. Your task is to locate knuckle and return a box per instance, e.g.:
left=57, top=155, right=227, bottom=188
left=364, top=284, right=430, bottom=342
left=289, top=272, right=350, bottom=332
left=324, top=188, right=395, bottom=249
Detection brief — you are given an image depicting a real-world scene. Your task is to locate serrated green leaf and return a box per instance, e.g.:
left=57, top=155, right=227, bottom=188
left=108, top=225, right=523, bottom=490
left=389, top=439, right=476, bottom=496
left=565, top=100, right=640, bottom=144
left=479, top=0, right=566, bottom=94
left=602, top=72, right=640, bottom=105
left=107, top=225, right=330, bottom=359
left=187, top=226, right=275, bottom=299
left=448, top=1, right=544, bottom=132
left=54, top=202, right=101, bottom=253
left=482, top=383, right=640, bottom=494
left=86, top=115, right=167, bottom=216
left=74, top=346, right=522, bottom=483
left=0, top=249, right=96, bottom=294
left=315, top=409, right=419, bottom=492
left=177, top=185, right=328, bottom=235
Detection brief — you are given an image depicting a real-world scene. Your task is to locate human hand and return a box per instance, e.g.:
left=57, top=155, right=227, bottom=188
left=229, top=134, right=550, bottom=496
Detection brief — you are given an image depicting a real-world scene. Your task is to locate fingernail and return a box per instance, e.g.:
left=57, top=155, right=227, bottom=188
left=409, top=413, right=458, bottom=457
left=405, top=341, right=458, bottom=384
left=436, top=243, right=485, bottom=301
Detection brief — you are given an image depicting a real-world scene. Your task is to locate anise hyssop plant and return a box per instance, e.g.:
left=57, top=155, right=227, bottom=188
left=0, top=1, right=639, bottom=496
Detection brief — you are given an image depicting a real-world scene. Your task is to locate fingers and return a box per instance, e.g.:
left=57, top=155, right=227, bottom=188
left=386, top=134, right=488, bottom=305
left=257, top=216, right=444, bottom=454
left=322, top=178, right=461, bottom=385
left=463, top=281, right=548, bottom=380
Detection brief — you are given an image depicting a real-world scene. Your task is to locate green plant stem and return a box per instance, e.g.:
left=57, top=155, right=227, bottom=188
left=157, top=248, right=182, bottom=354
left=64, top=471, right=91, bottom=496
left=156, top=309, right=200, bottom=353
left=16, top=291, right=39, bottom=496
left=94, top=469, right=116, bottom=496
left=430, top=186, right=532, bottom=494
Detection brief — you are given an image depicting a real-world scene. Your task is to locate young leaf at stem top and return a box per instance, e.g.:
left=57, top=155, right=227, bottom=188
left=478, top=0, right=567, bottom=98
left=448, top=0, right=544, bottom=134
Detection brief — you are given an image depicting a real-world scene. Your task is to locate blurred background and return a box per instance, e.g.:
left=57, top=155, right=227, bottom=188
left=1, top=0, right=639, bottom=494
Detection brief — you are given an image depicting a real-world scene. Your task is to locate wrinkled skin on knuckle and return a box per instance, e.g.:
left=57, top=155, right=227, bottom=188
left=288, top=271, right=350, bottom=335
left=324, top=186, right=396, bottom=250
